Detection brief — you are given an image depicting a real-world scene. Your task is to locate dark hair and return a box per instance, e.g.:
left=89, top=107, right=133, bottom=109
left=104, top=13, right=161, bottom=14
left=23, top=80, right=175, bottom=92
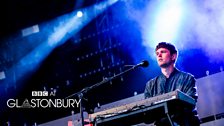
left=155, top=42, right=177, bottom=55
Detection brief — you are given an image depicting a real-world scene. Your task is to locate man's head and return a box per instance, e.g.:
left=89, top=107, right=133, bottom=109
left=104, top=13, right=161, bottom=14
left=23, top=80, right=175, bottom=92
left=155, top=42, right=178, bottom=68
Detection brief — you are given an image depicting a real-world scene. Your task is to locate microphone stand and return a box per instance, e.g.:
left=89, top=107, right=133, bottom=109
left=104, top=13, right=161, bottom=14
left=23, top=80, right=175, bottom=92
left=65, top=64, right=142, bottom=126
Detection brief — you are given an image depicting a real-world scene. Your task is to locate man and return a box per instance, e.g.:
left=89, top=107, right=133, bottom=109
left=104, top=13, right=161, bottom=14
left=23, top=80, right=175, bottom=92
left=144, top=42, right=200, bottom=126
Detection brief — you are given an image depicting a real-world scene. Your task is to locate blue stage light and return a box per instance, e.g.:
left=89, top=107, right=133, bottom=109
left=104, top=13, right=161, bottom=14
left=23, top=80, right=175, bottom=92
left=76, top=11, right=83, bottom=17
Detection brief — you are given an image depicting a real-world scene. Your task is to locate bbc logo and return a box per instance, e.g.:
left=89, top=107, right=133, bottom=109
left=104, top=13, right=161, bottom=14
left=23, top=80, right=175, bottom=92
left=32, top=91, right=48, bottom=96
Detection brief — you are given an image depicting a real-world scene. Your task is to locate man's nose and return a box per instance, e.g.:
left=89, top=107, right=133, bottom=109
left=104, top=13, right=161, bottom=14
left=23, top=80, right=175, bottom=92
left=157, top=53, right=162, bottom=57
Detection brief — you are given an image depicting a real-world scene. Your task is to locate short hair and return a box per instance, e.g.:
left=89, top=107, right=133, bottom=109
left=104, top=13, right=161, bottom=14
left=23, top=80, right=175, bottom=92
left=155, top=42, right=177, bottom=55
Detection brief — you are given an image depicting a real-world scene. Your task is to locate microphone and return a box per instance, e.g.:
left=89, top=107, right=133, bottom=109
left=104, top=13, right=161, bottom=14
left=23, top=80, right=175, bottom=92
left=136, top=60, right=149, bottom=68
left=125, top=60, right=149, bottom=68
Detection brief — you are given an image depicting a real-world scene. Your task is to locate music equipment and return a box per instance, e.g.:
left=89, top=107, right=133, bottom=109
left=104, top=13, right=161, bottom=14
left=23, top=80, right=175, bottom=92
left=90, top=90, right=196, bottom=126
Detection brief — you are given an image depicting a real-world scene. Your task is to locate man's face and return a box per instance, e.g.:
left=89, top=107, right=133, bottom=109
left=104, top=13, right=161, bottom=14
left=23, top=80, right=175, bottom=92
left=156, top=48, right=176, bottom=68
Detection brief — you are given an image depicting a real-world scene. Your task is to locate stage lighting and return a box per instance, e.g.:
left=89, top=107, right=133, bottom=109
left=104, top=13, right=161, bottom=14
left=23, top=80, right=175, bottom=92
left=0, top=71, right=6, bottom=80
left=77, top=11, right=83, bottom=17
left=22, top=24, right=39, bottom=37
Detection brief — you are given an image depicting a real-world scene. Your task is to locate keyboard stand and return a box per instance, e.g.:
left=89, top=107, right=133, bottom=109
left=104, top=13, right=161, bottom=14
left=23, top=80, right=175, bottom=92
left=163, top=102, right=174, bottom=126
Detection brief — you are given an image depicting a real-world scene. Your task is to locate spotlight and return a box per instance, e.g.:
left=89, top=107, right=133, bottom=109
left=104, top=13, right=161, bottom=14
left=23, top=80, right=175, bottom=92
left=206, top=70, right=209, bottom=76
left=21, top=24, right=39, bottom=37
left=0, top=71, right=6, bottom=80
left=76, top=11, right=83, bottom=17
left=220, top=66, right=223, bottom=72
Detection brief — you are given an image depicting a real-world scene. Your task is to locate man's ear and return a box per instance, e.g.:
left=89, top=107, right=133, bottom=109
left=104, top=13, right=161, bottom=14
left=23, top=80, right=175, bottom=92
left=171, top=53, right=177, bottom=61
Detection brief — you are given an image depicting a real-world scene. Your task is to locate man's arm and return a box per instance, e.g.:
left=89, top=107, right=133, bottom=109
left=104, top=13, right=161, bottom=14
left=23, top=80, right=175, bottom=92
left=183, top=75, right=198, bottom=101
left=144, top=80, right=154, bottom=99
